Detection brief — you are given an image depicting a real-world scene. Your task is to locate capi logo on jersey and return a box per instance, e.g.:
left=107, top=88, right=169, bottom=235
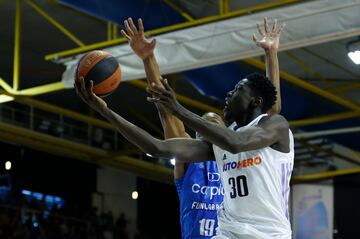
left=222, top=156, right=262, bottom=172
left=207, top=172, right=220, bottom=182
left=192, top=183, right=225, bottom=200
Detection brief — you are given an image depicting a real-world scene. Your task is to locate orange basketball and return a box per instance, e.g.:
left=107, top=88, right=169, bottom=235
left=75, top=50, right=121, bottom=97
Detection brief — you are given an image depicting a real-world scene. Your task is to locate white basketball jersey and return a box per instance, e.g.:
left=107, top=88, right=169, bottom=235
left=212, top=114, right=294, bottom=239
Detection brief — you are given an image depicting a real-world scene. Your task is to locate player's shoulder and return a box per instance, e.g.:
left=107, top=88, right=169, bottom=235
left=259, top=113, right=289, bottom=129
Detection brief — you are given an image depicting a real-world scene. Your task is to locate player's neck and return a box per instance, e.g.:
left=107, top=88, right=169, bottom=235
left=234, top=108, right=263, bottom=129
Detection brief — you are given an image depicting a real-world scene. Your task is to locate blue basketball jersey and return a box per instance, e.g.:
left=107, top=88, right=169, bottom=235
left=175, top=161, right=224, bottom=239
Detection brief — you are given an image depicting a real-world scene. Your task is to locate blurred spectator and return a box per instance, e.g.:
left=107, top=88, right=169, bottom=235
left=0, top=196, right=133, bottom=239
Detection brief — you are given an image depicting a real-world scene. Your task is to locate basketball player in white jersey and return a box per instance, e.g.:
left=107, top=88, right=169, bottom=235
left=146, top=18, right=293, bottom=238
left=75, top=18, right=292, bottom=239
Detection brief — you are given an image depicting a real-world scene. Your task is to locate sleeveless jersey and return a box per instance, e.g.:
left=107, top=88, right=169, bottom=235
left=175, top=161, right=224, bottom=239
left=212, top=114, right=294, bottom=239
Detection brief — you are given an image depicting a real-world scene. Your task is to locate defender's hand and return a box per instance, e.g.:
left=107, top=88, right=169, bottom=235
left=121, top=18, right=156, bottom=60
left=252, top=17, right=285, bottom=51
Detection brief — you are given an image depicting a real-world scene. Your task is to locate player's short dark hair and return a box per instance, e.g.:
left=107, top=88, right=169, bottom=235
left=244, top=72, right=277, bottom=113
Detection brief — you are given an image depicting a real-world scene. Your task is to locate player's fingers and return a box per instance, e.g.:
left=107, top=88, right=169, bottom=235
left=79, top=77, right=91, bottom=100
left=138, top=18, right=144, bottom=35
left=150, top=38, right=156, bottom=49
left=74, top=83, right=79, bottom=95
left=121, top=30, right=131, bottom=40
left=252, top=33, right=258, bottom=42
left=161, top=78, right=173, bottom=93
left=146, top=87, right=164, bottom=97
left=124, top=20, right=134, bottom=36
left=147, top=96, right=165, bottom=104
left=272, top=19, right=277, bottom=32
left=128, top=17, right=138, bottom=34
left=150, top=82, right=167, bottom=92
left=264, top=17, right=269, bottom=33
left=146, top=96, right=156, bottom=102
left=79, top=77, right=87, bottom=93
left=256, top=23, right=264, bottom=36
left=89, top=80, right=94, bottom=93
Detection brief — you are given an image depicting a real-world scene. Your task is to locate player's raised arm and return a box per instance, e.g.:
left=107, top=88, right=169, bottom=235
left=121, top=17, right=189, bottom=179
left=74, top=77, right=213, bottom=163
left=252, top=17, right=285, bottom=114
left=121, top=18, right=187, bottom=138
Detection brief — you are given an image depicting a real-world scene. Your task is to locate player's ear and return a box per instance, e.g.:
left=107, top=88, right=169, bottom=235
left=251, top=96, right=263, bottom=108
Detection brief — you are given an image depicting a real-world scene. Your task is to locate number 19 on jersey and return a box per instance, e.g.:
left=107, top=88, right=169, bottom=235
left=199, top=218, right=215, bottom=236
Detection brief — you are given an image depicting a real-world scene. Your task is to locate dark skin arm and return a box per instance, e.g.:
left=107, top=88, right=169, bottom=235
left=147, top=79, right=290, bottom=154
left=253, top=17, right=285, bottom=115
left=121, top=18, right=188, bottom=179
left=74, top=78, right=213, bottom=163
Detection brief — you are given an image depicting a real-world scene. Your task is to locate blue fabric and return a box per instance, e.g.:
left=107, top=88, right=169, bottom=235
left=58, top=0, right=185, bottom=29
left=175, top=161, right=224, bottom=239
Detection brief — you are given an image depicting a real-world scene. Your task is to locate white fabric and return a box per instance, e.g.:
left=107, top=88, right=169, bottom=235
left=212, top=114, right=294, bottom=239
left=58, top=0, right=360, bottom=88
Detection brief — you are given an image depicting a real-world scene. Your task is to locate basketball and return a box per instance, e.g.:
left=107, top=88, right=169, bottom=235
left=75, top=50, right=122, bottom=97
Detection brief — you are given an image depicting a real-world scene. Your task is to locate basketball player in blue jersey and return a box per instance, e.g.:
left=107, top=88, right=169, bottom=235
left=120, top=18, right=225, bottom=238
left=75, top=18, right=291, bottom=238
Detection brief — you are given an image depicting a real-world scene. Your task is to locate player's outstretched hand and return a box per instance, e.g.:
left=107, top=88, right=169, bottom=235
left=252, top=17, right=285, bottom=51
left=121, top=17, right=156, bottom=60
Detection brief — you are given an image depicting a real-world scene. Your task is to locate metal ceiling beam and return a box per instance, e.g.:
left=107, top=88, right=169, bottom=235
left=0, top=90, right=115, bottom=129
left=327, top=82, right=360, bottom=94
left=13, top=0, right=21, bottom=91
left=163, top=0, right=194, bottom=21
left=294, top=126, right=360, bottom=139
left=292, top=167, right=360, bottom=183
left=16, top=82, right=65, bottom=96
left=26, top=0, right=85, bottom=47
left=289, top=111, right=360, bottom=127
left=0, top=78, right=15, bottom=94
left=285, top=52, right=337, bottom=89
left=107, top=22, right=112, bottom=41
left=225, top=0, right=231, bottom=14
left=297, top=138, right=360, bottom=166
left=45, top=0, right=300, bottom=60
left=0, top=1, right=68, bottom=103
left=0, top=95, right=15, bottom=104
left=112, top=23, right=118, bottom=39
left=0, top=121, right=173, bottom=184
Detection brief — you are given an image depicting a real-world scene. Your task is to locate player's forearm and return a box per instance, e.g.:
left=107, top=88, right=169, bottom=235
left=158, top=107, right=188, bottom=138
left=143, top=54, right=162, bottom=86
left=265, top=49, right=281, bottom=114
left=99, top=107, right=169, bottom=158
left=143, top=54, right=187, bottom=138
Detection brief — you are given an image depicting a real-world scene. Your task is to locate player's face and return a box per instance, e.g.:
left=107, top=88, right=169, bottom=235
left=223, top=79, right=253, bottom=123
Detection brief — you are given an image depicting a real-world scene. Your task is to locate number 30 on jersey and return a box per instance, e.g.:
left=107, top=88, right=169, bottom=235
left=229, top=175, right=249, bottom=198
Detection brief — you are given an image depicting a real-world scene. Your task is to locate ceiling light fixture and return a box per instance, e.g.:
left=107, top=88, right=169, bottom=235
left=347, top=38, right=360, bottom=65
